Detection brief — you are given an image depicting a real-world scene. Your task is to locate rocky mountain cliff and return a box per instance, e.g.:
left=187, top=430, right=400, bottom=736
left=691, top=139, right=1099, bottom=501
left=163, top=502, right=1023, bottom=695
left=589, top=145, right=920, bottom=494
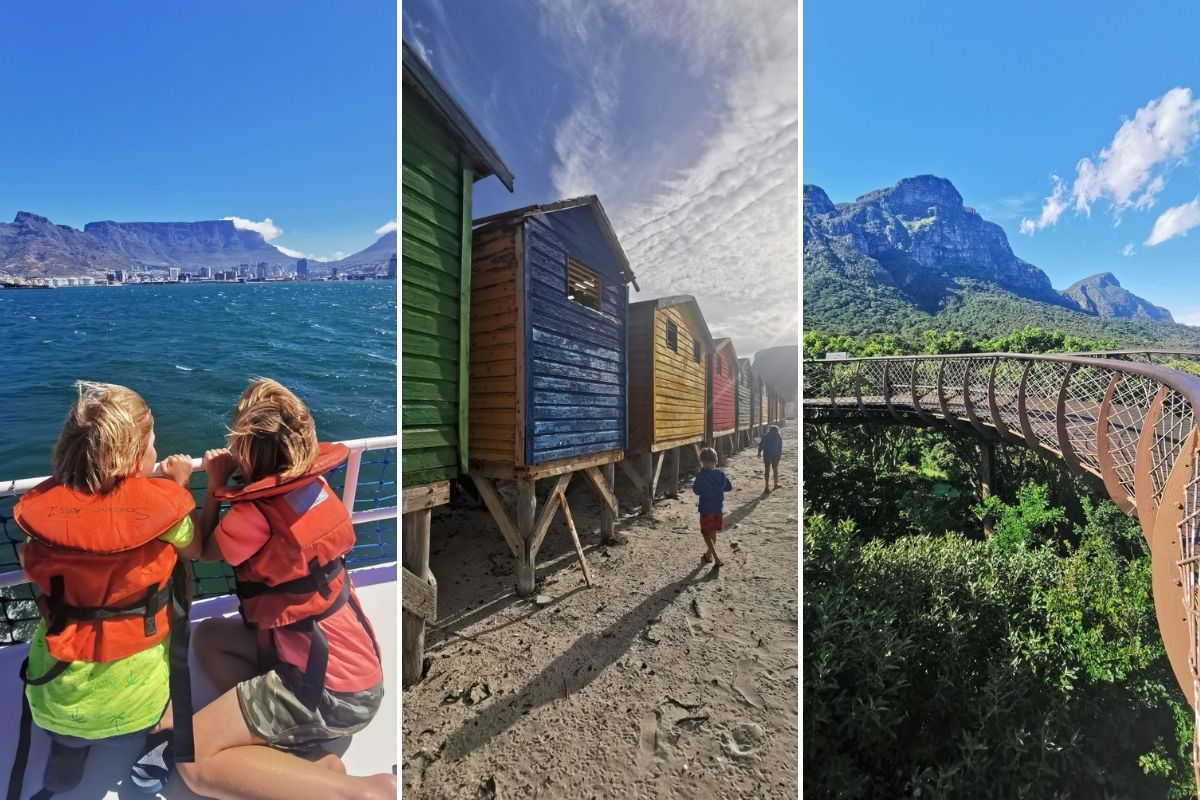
left=324, top=231, right=396, bottom=271
left=1060, top=272, right=1173, bottom=323
left=84, top=219, right=294, bottom=270
left=804, top=175, right=1184, bottom=343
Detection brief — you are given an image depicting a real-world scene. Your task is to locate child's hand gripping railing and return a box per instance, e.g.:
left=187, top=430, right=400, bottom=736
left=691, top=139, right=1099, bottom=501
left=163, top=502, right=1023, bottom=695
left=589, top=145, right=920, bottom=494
left=0, top=434, right=397, bottom=643
left=803, top=352, right=1200, bottom=790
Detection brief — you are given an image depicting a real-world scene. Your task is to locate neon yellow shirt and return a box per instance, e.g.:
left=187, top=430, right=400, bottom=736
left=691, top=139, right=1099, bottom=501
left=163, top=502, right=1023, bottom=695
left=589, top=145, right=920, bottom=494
left=25, top=516, right=194, bottom=739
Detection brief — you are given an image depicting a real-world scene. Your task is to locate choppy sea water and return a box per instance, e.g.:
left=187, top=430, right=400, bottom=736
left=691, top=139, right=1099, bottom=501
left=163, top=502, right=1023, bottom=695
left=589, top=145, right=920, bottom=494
left=0, top=281, right=397, bottom=641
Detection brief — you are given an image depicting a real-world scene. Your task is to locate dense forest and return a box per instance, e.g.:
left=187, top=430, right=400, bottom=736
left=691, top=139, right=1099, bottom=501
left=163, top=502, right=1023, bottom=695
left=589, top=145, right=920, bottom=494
left=802, top=329, right=1195, bottom=798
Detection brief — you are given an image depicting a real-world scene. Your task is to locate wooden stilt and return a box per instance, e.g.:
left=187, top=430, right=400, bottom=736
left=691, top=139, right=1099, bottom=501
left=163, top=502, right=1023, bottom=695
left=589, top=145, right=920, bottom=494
left=649, top=452, right=665, bottom=500
left=639, top=451, right=654, bottom=514
left=557, top=490, right=593, bottom=587
left=600, top=462, right=616, bottom=543
left=516, top=477, right=537, bottom=595
left=401, top=509, right=435, bottom=688
left=668, top=446, right=681, bottom=498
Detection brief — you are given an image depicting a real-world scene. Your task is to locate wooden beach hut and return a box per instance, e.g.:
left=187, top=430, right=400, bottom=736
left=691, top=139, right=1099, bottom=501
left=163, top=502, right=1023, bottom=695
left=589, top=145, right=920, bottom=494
left=400, top=40, right=514, bottom=686
left=749, top=367, right=762, bottom=437
left=623, top=295, right=714, bottom=512
left=759, top=380, right=769, bottom=434
left=736, top=357, right=753, bottom=449
left=707, top=338, right=738, bottom=458
left=466, top=195, right=638, bottom=595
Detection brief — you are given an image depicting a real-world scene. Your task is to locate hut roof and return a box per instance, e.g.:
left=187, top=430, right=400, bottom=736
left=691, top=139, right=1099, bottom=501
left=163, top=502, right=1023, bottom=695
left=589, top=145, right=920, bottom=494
left=629, top=295, right=713, bottom=348
left=714, top=337, right=738, bottom=358
left=473, top=195, right=638, bottom=290
left=402, top=40, right=514, bottom=191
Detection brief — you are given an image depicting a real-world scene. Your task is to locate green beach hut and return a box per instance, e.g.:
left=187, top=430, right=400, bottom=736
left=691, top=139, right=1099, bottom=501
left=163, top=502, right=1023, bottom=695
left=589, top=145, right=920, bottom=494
left=401, top=40, right=513, bottom=686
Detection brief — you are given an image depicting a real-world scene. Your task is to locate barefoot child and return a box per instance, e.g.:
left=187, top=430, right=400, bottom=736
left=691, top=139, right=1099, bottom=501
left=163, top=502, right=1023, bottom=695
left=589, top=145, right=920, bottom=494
left=692, top=447, right=733, bottom=567
left=8, top=382, right=199, bottom=798
left=758, top=424, right=784, bottom=493
left=178, top=378, right=394, bottom=800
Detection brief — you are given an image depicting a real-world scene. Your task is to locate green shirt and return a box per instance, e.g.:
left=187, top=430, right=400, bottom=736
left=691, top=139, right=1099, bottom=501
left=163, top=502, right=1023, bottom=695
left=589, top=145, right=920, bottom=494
left=26, top=516, right=194, bottom=739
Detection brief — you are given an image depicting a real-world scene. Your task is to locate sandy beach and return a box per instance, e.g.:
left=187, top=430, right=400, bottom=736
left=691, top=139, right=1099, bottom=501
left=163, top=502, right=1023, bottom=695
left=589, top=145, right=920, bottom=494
left=402, top=424, right=799, bottom=799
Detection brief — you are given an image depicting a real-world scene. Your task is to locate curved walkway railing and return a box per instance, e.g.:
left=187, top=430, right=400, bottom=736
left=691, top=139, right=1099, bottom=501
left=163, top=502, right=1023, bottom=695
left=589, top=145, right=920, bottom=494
left=803, top=352, right=1200, bottom=786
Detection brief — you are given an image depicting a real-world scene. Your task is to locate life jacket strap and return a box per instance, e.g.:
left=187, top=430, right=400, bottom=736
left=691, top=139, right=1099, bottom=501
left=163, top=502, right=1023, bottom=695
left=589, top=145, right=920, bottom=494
left=40, top=575, right=173, bottom=638
left=6, top=658, right=71, bottom=800
left=282, top=577, right=352, bottom=710
left=168, top=558, right=195, bottom=764
left=235, top=556, right=345, bottom=602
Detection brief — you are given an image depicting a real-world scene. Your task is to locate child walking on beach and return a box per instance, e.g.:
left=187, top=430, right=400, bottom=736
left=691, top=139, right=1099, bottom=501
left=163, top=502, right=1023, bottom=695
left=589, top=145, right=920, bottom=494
left=178, top=378, right=394, bottom=800
left=692, top=447, right=733, bottom=568
left=9, top=382, right=199, bottom=798
left=758, top=424, right=784, bottom=493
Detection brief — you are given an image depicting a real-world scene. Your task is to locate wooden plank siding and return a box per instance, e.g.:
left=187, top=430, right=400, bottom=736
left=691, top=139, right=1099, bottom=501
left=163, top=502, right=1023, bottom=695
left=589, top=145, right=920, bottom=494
left=467, top=224, right=520, bottom=465
left=760, top=382, right=768, bottom=424
left=402, top=91, right=468, bottom=487
left=736, top=357, right=752, bottom=431
left=523, top=207, right=628, bottom=464
left=627, top=303, right=656, bottom=452
left=652, top=305, right=708, bottom=447
left=749, top=370, right=761, bottom=429
left=707, top=339, right=737, bottom=437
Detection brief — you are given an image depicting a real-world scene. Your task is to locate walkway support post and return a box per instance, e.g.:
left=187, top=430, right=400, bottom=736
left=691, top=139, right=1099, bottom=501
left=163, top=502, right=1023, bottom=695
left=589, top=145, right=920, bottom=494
left=980, top=439, right=994, bottom=539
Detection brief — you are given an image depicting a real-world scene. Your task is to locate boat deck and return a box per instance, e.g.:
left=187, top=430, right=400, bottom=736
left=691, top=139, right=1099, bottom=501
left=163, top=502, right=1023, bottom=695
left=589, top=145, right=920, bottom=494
left=0, top=563, right=396, bottom=799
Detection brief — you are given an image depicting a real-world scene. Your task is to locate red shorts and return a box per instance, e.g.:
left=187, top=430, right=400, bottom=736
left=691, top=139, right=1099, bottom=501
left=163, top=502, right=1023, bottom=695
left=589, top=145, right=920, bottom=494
left=700, top=513, right=724, bottom=535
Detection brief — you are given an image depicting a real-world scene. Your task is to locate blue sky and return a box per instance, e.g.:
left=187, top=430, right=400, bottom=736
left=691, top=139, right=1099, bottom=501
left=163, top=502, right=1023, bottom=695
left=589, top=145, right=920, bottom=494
left=806, top=1, right=1200, bottom=323
left=0, top=2, right=396, bottom=262
left=404, top=0, right=799, bottom=355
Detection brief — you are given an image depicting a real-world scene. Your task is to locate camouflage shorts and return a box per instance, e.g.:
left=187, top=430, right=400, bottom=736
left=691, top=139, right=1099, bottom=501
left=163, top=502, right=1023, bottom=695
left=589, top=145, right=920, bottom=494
left=236, top=663, right=383, bottom=753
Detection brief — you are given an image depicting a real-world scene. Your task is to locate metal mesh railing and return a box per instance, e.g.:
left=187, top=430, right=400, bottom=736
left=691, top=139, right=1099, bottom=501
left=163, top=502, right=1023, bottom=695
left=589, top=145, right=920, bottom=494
left=0, top=435, right=397, bottom=646
left=803, top=351, right=1200, bottom=790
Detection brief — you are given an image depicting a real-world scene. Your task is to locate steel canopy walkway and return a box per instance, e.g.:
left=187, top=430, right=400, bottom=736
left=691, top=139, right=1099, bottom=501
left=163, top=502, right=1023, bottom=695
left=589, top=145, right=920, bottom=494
left=803, top=350, right=1200, bottom=787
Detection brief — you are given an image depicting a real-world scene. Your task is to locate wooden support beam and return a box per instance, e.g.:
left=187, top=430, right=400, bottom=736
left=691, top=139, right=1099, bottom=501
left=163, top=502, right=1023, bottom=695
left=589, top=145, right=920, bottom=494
left=649, top=452, right=665, bottom=499
left=473, top=476, right=524, bottom=560
left=401, top=565, right=437, bottom=622
left=401, top=481, right=450, bottom=514
left=557, top=490, right=593, bottom=588
left=667, top=447, right=681, bottom=499
left=516, top=478, right=537, bottom=595
left=600, top=462, right=616, bottom=544
left=618, top=457, right=648, bottom=493
left=582, top=466, right=618, bottom=517
left=401, top=509, right=434, bottom=688
left=639, top=451, right=654, bottom=514
left=979, top=440, right=993, bottom=540
left=529, top=473, right=572, bottom=560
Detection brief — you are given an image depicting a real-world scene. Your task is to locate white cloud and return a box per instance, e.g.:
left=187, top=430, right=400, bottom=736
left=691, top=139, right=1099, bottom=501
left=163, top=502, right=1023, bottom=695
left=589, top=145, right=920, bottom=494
left=1020, top=175, right=1068, bottom=234
left=275, top=245, right=306, bottom=259
left=1121, top=242, right=1135, bottom=256
left=530, top=0, right=798, bottom=354
left=375, top=220, right=397, bottom=236
left=222, top=216, right=283, bottom=241
left=1073, top=87, right=1200, bottom=217
left=1023, top=87, right=1200, bottom=236
left=1146, top=197, right=1200, bottom=246
left=1174, top=306, right=1200, bottom=326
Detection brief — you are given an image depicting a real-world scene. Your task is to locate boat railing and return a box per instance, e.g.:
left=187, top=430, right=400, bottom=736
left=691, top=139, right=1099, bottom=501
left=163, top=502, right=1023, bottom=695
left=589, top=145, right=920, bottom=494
left=0, top=435, right=398, bottom=641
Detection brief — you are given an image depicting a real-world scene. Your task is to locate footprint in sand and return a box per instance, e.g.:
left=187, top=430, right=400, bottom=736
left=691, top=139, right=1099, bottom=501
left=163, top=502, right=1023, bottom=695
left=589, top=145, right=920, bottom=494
left=732, top=656, right=764, bottom=709
left=638, top=709, right=661, bottom=769
left=722, top=722, right=766, bottom=761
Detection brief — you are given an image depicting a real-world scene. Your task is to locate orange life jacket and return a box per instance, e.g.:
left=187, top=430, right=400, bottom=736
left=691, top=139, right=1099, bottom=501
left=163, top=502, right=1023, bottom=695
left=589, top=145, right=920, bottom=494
left=14, top=476, right=193, bottom=663
left=215, top=442, right=378, bottom=708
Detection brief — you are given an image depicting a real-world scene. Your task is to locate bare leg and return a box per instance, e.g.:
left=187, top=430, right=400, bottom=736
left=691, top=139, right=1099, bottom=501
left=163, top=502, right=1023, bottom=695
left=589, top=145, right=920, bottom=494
left=763, top=460, right=770, bottom=493
left=707, top=532, right=723, bottom=567
left=771, top=460, right=780, bottom=490
left=195, top=617, right=263, bottom=695
left=176, top=688, right=395, bottom=800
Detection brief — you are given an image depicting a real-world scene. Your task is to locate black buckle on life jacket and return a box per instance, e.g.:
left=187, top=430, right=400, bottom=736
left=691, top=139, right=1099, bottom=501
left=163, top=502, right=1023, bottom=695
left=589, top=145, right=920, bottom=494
left=143, top=578, right=165, bottom=637
left=44, top=576, right=68, bottom=636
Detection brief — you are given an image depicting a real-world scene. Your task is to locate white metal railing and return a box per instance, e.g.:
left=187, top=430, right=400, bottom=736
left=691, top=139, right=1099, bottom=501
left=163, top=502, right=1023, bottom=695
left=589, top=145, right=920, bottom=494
left=0, top=434, right=397, bottom=590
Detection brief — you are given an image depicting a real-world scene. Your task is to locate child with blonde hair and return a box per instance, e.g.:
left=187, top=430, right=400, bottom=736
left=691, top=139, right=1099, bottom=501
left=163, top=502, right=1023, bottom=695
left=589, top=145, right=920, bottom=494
left=178, top=378, right=393, bottom=800
left=692, top=446, right=733, bottom=568
left=8, top=382, right=199, bottom=798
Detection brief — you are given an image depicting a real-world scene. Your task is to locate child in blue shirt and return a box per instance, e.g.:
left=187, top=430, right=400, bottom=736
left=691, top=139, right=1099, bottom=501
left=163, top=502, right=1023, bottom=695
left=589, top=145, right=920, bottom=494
left=758, top=425, right=784, bottom=493
left=692, top=447, right=733, bottom=567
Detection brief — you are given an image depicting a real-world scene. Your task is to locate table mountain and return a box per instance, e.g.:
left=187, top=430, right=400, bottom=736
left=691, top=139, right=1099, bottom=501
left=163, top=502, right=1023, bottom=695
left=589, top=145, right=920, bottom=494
left=1060, top=272, right=1173, bottom=323
left=804, top=175, right=1191, bottom=344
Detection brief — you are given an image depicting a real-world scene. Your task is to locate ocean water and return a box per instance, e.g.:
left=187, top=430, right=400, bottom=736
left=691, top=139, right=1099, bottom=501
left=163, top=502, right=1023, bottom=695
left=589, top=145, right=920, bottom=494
left=0, top=281, right=396, bottom=478
left=0, top=281, right=397, bottom=640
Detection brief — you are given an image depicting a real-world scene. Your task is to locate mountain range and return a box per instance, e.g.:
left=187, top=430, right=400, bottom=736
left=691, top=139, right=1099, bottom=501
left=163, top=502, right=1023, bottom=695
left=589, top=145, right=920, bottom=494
left=803, top=175, right=1196, bottom=345
left=0, top=212, right=394, bottom=278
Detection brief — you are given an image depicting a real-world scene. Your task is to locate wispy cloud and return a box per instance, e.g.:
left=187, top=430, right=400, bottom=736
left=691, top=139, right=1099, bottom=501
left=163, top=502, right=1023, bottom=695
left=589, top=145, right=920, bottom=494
left=530, top=0, right=798, bottom=354
left=974, top=192, right=1036, bottom=222
left=1022, top=87, right=1200, bottom=236
left=223, top=215, right=282, bottom=241
left=276, top=245, right=306, bottom=258
left=1122, top=242, right=1135, bottom=256
left=375, top=220, right=397, bottom=236
left=1146, top=197, right=1200, bottom=246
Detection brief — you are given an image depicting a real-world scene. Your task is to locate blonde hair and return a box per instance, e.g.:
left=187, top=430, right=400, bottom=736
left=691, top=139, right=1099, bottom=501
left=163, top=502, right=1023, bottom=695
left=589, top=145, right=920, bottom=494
left=52, top=381, right=154, bottom=495
left=227, top=378, right=318, bottom=481
left=699, top=447, right=718, bottom=466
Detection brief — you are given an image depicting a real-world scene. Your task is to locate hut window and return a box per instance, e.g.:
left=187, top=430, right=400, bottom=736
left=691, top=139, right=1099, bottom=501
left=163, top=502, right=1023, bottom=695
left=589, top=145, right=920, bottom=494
left=566, top=258, right=602, bottom=312
left=692, top=339, right=701, bottom=364
left=666, top=320, right=678, bottom=352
